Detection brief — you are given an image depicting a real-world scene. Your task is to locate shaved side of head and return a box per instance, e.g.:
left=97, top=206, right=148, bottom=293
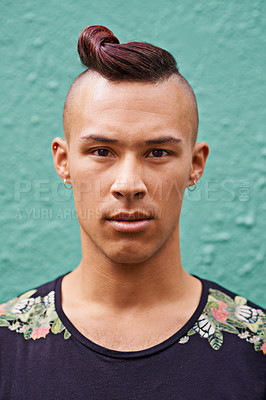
left=63, top=70, right=91, bottom=145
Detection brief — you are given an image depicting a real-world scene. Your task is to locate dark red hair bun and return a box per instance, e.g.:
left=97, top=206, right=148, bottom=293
left=78, top=25, right=119, bottom=68
left=77, top=25, right=179, bottom=82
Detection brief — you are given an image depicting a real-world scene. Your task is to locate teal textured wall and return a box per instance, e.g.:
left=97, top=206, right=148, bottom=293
left=0, top=0, right=265, bottom=306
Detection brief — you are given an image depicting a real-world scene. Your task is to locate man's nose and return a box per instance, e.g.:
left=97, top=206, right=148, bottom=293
left=110, top=156, right=147, bottom=201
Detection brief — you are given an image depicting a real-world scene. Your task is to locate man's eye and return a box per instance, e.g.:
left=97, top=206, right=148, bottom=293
left=148, top=149, right=168, bottom=157
left=92, top=149, right=110, bottom=157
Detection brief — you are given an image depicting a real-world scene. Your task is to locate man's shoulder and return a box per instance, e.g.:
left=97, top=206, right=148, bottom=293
left=201, top=276, right=265, bottom=311
left=0, top=272, right=69, bottom=341
left=189, top=275, right=266, bottom=355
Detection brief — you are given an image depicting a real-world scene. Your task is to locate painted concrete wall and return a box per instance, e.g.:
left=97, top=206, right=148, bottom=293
left=0, top=0, right=265, bottom=306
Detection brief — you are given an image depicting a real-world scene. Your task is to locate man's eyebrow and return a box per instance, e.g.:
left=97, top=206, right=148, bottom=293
left=78, top=134, right=183, bottom=145
left=79, top=135, right=118, bottom=144
left=144, top=136, right=183, bottom=145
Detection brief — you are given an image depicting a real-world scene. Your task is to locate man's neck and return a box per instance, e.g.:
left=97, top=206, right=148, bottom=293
left=61, top=228, right=201, bottom=315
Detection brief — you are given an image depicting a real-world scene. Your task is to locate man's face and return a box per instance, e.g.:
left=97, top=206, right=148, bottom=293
left=64, top=75, right=197, bottom=264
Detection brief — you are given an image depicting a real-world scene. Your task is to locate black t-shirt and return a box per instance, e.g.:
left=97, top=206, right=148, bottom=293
left=0, top=272, right=265, bottom=399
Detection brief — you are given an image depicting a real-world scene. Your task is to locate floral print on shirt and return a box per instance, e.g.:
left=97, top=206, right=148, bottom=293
left=0, top=289, right=71, bottom=340
left=178, top=289, right=266, bottom=354
left=0, top=286, right=265, bottom=353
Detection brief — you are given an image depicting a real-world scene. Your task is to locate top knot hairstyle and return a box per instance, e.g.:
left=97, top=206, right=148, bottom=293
left=77, top=25, right=179, bottom=82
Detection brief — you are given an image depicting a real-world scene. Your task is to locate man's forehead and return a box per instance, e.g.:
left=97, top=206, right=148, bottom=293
left=63, top=71, right=198, bottom=145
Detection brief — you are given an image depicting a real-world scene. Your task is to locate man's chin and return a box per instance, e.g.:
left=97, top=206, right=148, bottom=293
left=83, top=227, right=162, bottom=265
left=104, top=246, right=154, bottom=265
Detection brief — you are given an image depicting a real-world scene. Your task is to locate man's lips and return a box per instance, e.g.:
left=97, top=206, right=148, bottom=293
left=106, top=211, right=153, bottom=232
left=106, top=211, right=153, bottom=221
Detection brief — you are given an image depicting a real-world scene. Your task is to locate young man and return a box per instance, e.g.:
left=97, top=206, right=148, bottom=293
left=0, top=25, right=265, bottom=398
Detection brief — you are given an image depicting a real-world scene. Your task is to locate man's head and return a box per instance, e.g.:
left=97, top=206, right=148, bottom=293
left=52, top=25, right=209, bottom=264
left=63, top=25, right=198, bottom=147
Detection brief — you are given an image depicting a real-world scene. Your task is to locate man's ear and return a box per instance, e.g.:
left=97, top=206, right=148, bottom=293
left=51, top=137, right=71, bottom=184
left=187, top=141, right=209, bottom=187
